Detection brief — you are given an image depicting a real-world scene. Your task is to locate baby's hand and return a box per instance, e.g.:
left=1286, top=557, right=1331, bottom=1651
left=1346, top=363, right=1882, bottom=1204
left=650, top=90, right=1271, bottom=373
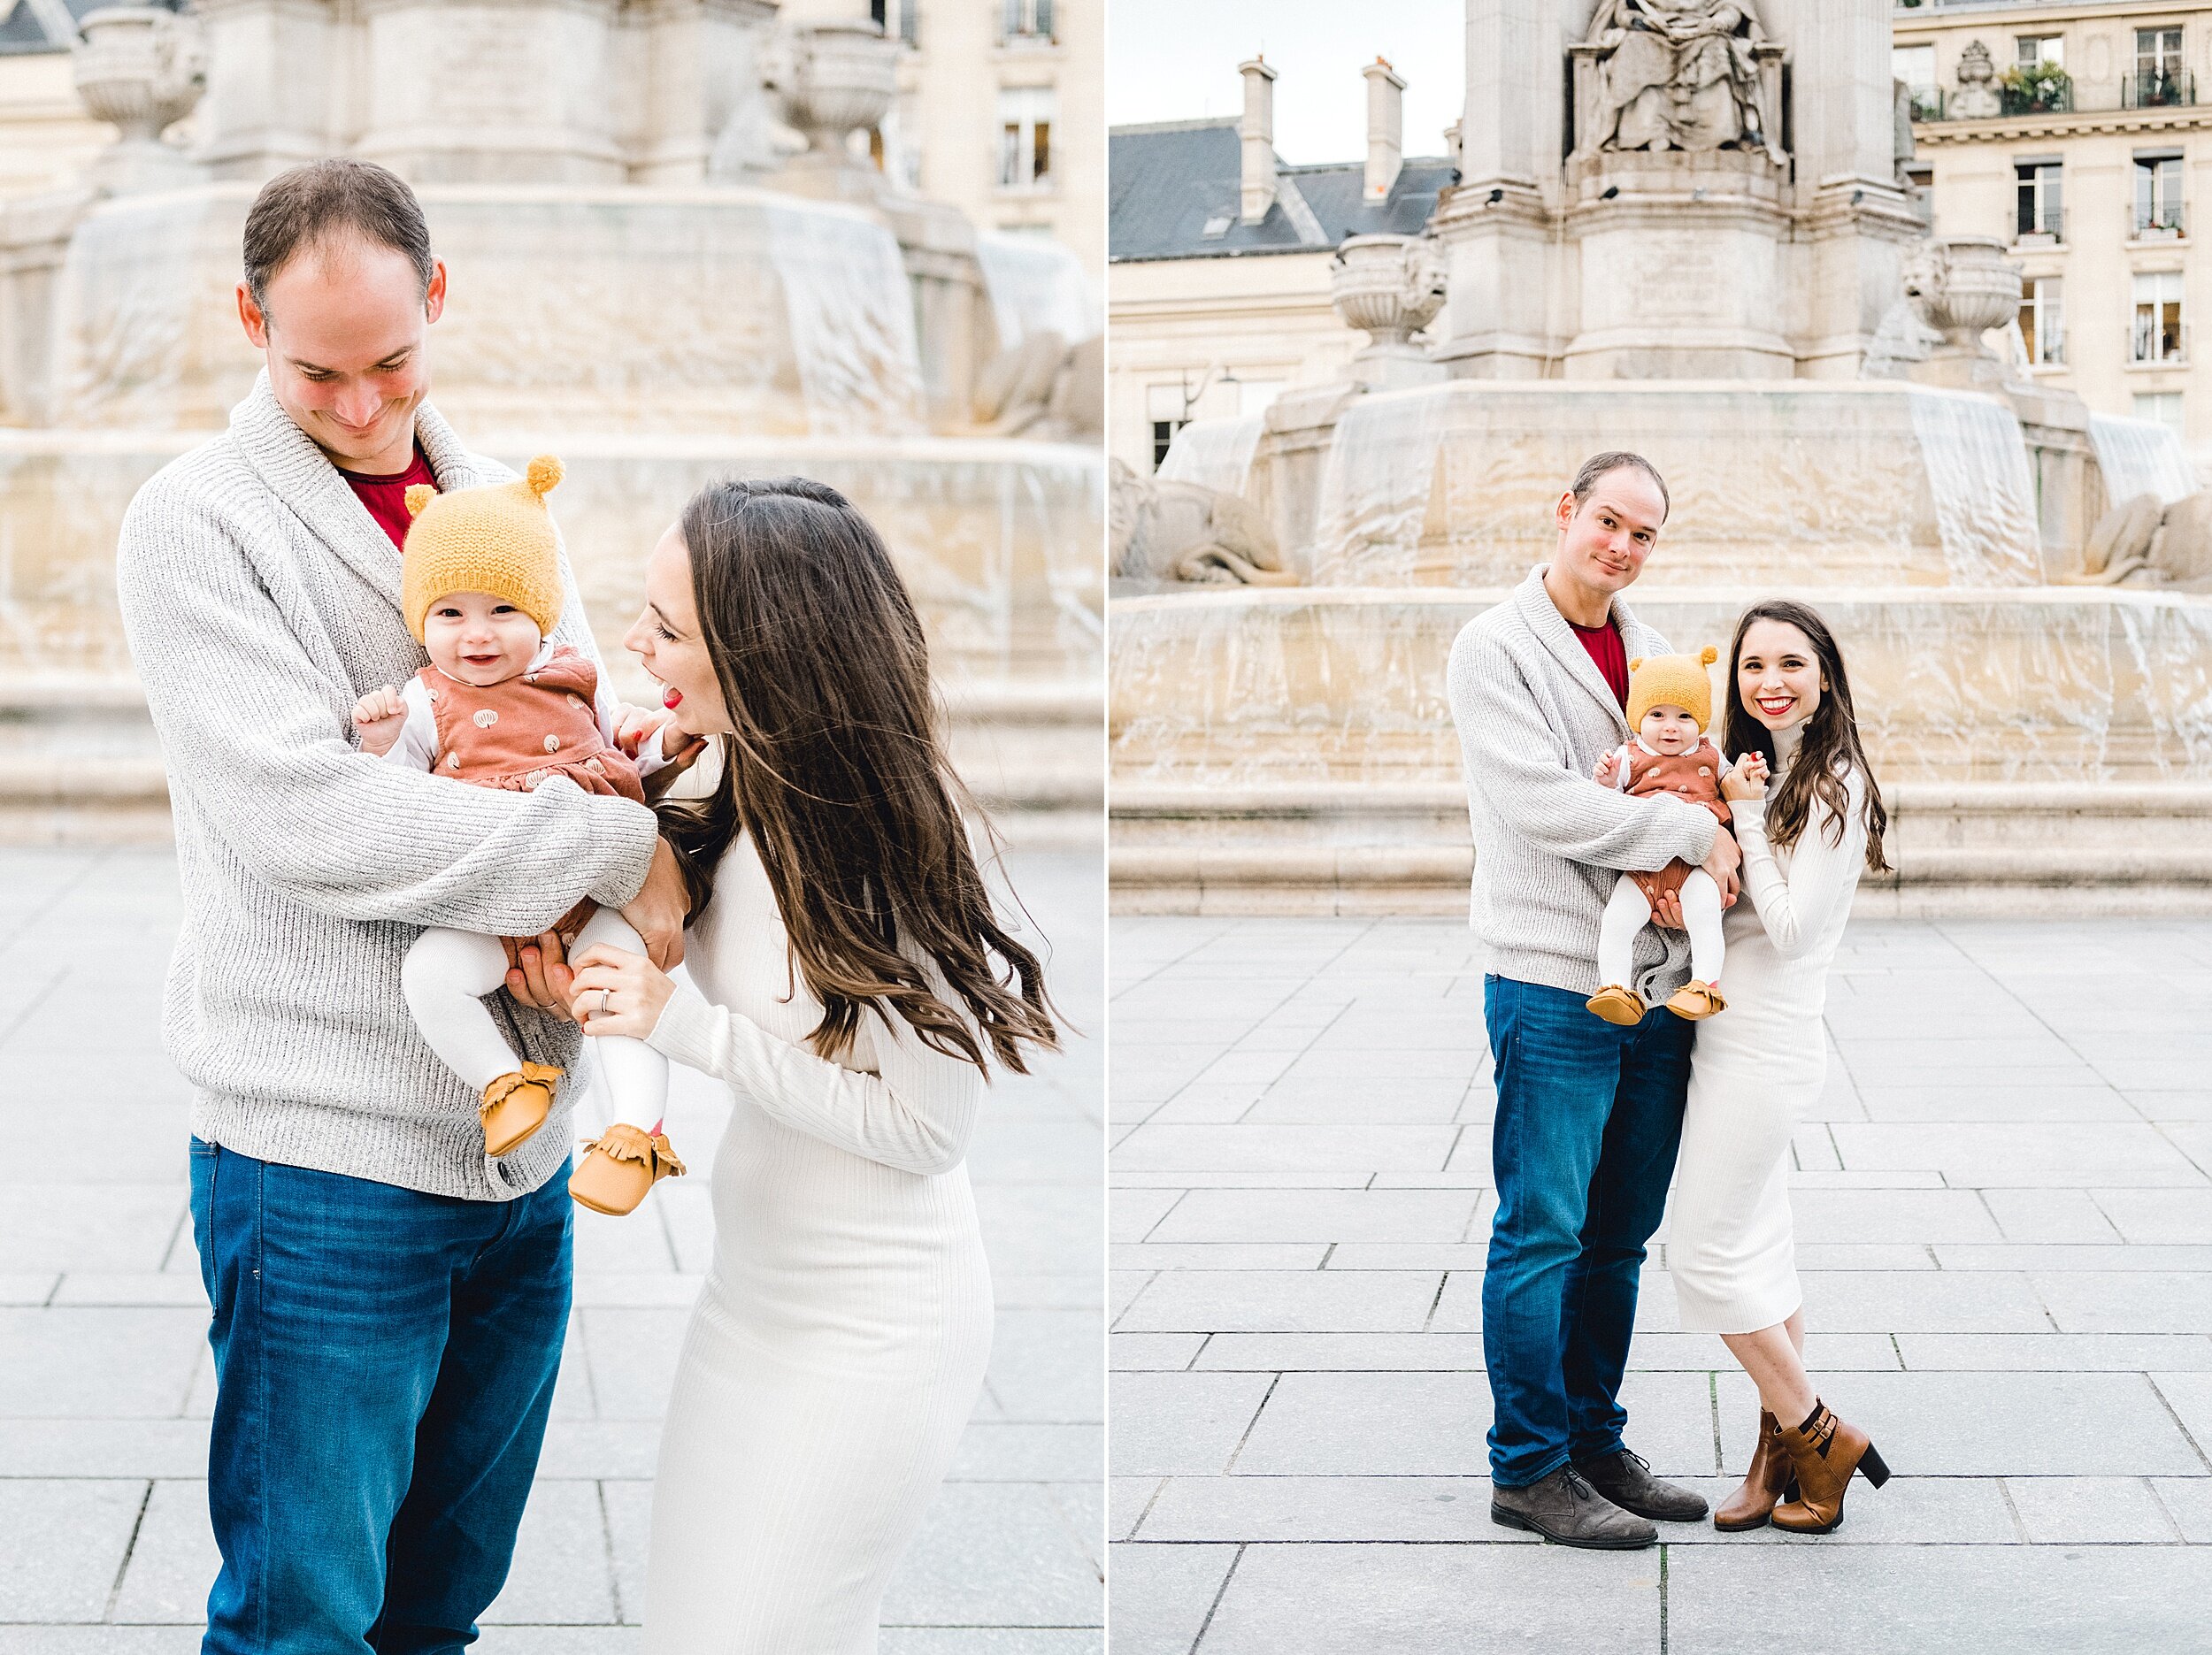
left=1722, top=752, right=1770, bottom=802
left=611, top=701, right=675, bottom=760
left=352, top=686, right=407, bottom=756
left=1594, top=749, right=1621, bottom=785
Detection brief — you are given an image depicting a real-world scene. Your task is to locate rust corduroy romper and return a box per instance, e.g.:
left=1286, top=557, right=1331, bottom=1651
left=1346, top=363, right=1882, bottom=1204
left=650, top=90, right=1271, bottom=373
left=1624, top=738, right=1732, bottom=906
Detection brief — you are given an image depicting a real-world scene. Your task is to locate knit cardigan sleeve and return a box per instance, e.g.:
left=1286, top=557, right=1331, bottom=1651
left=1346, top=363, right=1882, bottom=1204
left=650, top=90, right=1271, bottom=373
left=646, top=978, right=983, bottom=1176
left=1450, top=629, right=1721, bottom=874
left=117, top=483, right=661, bottom=933
left=1730, top=770, right=1867, bottom=959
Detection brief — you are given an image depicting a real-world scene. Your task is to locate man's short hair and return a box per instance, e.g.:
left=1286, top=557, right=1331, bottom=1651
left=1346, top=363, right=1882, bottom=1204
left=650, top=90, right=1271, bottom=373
left=242, top=159, right=435, bottom=314
left=1569, top=450, right=1671, bottom=521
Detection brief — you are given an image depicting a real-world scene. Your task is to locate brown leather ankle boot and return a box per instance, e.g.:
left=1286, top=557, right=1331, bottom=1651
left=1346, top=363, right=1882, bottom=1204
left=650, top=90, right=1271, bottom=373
left=1713, top=1409, right=1795, bottom=1531
left=1771, top=1399, right=1890, bottom=1534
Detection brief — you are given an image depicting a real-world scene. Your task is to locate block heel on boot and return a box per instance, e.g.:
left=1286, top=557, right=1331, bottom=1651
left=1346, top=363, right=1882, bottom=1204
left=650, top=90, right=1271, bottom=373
left=1771, top=1400, right=1890, bottom=1535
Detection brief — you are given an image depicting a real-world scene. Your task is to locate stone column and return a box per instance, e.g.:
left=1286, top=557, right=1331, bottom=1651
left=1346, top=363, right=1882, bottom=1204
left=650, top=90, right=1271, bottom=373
left=189, top=0, right=340, bottom=179
left=351, top=0, right=628, bottom=184
left=1427, top=0, right=1569, bottom=378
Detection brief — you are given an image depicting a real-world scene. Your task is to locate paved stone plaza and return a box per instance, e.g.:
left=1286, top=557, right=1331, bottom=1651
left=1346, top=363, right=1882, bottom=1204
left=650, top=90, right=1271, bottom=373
left=0, top=846, right=1102, bottom=1652
left=1110, top=914, right=2212, bottom=1654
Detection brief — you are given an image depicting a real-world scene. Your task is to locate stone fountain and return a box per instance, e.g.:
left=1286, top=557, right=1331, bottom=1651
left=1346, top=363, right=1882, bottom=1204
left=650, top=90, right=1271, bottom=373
left=0, top=1, right=1102, bottom=843
left=1112, top=0, right=2212, bottom=916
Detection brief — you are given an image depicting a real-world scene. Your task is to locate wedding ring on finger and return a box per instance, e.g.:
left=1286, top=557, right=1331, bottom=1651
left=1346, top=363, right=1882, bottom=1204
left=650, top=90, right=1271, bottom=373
left=596, top=988, right=611, bottom=1018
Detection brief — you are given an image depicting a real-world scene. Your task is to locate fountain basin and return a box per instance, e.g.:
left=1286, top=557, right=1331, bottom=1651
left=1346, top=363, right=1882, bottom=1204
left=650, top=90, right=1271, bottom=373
left=1275, top=380, right=2050, bottom=589
left=1110, top=585, right=2212, bottom=915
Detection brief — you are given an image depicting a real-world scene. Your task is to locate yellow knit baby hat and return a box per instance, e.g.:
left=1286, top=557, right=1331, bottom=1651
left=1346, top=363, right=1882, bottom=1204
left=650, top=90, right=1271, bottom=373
left=1625, top=645, right=1720, bottom=732
left=400, top=456, right=566, bottom=643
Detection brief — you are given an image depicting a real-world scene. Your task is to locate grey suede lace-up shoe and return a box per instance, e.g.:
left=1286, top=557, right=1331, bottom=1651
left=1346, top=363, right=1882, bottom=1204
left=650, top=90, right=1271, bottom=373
left=1574, top=1447, right=1710, bottom=1522
left=1489, top=1464, right=1658, bottom=1550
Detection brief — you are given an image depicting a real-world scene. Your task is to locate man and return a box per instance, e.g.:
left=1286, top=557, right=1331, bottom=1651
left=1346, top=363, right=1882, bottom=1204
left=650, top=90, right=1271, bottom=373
left=1446, top=451, right=1740, bottom=1549
left=115, top=159, right=690, bottom=1650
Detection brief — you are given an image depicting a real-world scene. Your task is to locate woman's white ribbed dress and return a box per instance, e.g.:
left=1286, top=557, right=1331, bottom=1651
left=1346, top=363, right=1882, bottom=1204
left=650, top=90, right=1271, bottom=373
left=638, top=831, right=992, bottom=1652
left=1668, top=730, right=1867, bottom=1334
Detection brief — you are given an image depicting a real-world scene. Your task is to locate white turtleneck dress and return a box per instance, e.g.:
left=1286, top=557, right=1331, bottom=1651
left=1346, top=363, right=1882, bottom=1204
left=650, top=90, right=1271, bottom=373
left=1667, top=730, right=1868, bottom=1334
left=639, top=831, right=992, bottom=1652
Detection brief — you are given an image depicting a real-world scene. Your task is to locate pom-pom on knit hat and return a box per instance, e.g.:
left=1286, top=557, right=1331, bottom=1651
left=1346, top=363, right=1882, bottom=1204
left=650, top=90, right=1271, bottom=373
left=1625, top=645, right=1720, bottom=732
left=399, top=455, right=566, bottom=643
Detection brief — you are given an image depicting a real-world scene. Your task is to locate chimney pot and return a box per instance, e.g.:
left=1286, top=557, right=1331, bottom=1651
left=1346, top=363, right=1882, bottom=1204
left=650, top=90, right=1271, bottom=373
left=1239, top=56, right=1278, bottom=225
left=1363, top=57, right=1406, bottom=204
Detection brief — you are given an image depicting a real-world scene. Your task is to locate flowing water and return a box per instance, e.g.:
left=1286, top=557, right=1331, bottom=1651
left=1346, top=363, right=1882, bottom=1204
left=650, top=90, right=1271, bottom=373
left=1156, top=415, right=1263, bottom=496
left=972, top=231, right=1100, bottom=350
left=2090, top=413, right=2198, bottom=508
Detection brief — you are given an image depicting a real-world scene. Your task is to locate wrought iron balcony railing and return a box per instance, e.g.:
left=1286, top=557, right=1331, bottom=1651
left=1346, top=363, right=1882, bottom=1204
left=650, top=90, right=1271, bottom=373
left=2132, top=201, right=2187, bottom=241
left=2014, top=209, right=2064, bottom=248
left=2124, top=71, right=2194, bottom=109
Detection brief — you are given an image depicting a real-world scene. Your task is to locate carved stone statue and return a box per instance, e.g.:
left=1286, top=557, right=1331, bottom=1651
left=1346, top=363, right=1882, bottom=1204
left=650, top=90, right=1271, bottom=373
left=1950, top=40, right=2002, bottom=120
left=1577, top=0, right=1783, bottom=159
left=2068, top=491, right=2212, bottom=590
left=1110, top=460, right=1299, bottom=588
left=1893, top=78, right=1917, bottom=188
left=972, top=331, right=1104, bottom=442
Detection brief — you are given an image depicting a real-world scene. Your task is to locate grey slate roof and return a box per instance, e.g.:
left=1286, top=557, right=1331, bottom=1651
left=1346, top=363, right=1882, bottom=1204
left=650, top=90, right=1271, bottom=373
left=1110, top=117, right=1456, bottom=262
left=0, top=0, right=180, bottom=55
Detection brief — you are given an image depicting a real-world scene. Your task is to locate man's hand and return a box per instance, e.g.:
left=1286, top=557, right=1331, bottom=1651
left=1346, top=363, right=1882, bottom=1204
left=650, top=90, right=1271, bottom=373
left=352, top=686, right=407, bottom=757
left=622, top=837, right=690, bottom=971
left=503, top=931, right=578, bottom=1021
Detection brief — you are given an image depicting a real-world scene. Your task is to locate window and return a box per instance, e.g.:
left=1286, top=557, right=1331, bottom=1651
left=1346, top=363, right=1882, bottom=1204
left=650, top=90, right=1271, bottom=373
left=870, top=0, right=918, bottom=46
left=2019, top=277, right=2063, bottom=365
left=1895, top=43, right=1940, bottom=119
left=2016, top=161, right=2062, bottom=242
left=2016, top=34, right=2063, bottom=71
left=998, top=87, right=1055, bottom=189
left=2133, top=271, right=2185, bottom=363
left=1150, top=419, right=1185, bottom=471
left=2136, top=154, right=2185, bottom=237
left=1002, top=0, right=1054, bottom=42
left=2135, top=391, right=2185, bottom=434
left=2139, top=27, right=2183, bottom=80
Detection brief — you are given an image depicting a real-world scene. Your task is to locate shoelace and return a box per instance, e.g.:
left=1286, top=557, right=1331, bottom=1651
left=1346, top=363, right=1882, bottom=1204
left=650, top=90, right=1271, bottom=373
left=1561, top=1466, right=1598, bottom=1502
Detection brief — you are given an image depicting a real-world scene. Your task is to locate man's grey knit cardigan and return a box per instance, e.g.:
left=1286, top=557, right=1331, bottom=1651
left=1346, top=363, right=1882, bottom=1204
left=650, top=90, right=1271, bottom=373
left=116, top=373, right=661, bottom=1200
left=1448, top=566, right=1722, bottom=1008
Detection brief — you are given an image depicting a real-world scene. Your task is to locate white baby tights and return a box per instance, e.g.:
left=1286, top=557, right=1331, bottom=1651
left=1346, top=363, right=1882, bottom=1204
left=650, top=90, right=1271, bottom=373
left=402, top=906, right=669, bottom=1138
left=1596, top=868, right=1726, bottom=992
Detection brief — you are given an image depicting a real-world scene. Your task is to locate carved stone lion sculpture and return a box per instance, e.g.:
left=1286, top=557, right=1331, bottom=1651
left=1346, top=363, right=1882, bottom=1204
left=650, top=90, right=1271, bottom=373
left=2068, top=491, right=2212, bottom=589
left=1110, top=459, right=1299, bottom=587
left=973, top=330, right=1103, bottom=442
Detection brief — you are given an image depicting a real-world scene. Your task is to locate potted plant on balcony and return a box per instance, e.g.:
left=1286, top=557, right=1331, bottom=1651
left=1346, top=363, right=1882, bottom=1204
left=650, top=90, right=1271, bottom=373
left=2000, top=61, right=2072, bottom=116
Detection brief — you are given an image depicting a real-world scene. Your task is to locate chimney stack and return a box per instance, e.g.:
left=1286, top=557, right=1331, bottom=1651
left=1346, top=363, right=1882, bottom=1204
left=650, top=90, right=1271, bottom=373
left=1364, top=57, right=1405, bottom=203
left=1239, top=56, right=1277, bottom=225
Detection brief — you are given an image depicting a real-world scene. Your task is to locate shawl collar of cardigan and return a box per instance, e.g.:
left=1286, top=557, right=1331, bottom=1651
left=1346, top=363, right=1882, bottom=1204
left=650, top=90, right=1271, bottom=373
left=225, top=369, right=501, bottom=619
left=1513, top=563, right=1665, bottom=739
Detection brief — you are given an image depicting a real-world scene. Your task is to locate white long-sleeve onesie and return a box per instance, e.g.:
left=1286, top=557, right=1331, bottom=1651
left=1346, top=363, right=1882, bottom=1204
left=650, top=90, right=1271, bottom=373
left=1597, top=737, right=1731, bottom=994
left=374, top=643, right=677, bottom=1140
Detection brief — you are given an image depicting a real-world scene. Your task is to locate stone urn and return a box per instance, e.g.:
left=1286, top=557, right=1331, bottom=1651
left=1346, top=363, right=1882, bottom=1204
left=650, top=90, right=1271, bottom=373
left=775, top=22, right=900, bottom=158
left=73, top=5, right=205, bottom=193
left=1331, top=234, right=1448, bottom=389
left=1902, top=235, right=2023, bottom=351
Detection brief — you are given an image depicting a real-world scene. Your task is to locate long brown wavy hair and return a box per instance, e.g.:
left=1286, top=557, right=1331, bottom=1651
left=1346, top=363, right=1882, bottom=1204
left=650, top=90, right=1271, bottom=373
left=1719, top=598, right=1891, bottom=875
left=654, top=477, right=1058, bottom=1075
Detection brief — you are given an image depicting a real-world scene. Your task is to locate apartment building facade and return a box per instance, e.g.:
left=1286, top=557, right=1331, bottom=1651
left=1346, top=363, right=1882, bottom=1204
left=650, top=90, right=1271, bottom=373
left=1898, top=0, right=2212, bottom=465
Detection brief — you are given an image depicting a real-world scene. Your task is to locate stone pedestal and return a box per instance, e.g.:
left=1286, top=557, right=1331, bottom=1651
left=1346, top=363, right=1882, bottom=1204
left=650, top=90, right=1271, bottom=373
left=1563, top=149, right=1792, bottom=379
left=353, top=0, right=628, bottom=183
left=191, top=0, right=341, bottom=178
left=621, top=0, right=780, bottom=186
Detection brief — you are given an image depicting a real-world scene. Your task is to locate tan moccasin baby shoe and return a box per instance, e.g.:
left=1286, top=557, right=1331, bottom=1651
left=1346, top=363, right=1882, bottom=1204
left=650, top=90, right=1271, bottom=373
left=1586, top=985, right=1643, bottom=1026
left=1665, top=980, right=1727, bottom=1021
left=568, top=1123, right=687, bottom=1217
left=481, top=1062, right=562, bottom=1157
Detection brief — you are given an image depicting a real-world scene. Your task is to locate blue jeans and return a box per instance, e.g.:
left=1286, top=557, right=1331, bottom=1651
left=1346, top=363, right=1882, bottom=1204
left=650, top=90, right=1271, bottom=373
left=1480, top=976, right=1694, bottom=1488
left=188, top=1138, right=572, bottom=1654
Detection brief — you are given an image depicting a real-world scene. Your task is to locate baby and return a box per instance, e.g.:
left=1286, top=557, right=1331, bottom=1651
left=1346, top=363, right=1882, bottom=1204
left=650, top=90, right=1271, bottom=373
left=1586, top=646, right=1733, bottom=1026
left=352, top=456, right=686, bottom=1217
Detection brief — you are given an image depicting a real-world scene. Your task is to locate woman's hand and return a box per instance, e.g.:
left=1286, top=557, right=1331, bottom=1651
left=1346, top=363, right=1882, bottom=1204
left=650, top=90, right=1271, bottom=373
left=568, top=943, right=677, bottom=1040
left=1722, top=751, right=1770, bottom=803
left=503, top=930, right=579, bottom=1022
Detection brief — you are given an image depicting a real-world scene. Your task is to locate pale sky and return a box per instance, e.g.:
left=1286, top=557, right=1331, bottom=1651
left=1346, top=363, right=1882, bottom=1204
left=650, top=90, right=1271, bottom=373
left=1106, top=0, right=1465, bottom=168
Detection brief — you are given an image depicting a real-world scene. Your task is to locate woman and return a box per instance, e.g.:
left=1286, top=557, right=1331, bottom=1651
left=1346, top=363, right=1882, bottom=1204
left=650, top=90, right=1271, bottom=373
left=1666, top=598, right=1893, bottom=1535
left=561, top=477, right=1058, bottom=1650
